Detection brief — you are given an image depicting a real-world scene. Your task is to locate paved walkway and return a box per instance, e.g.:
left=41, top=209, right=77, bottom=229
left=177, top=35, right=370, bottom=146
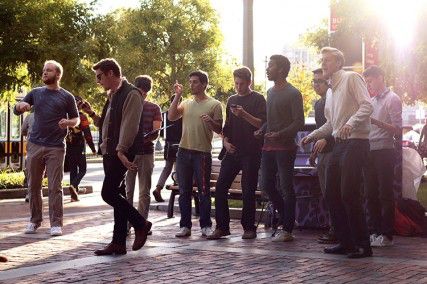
left=1, top=202, right=427, bottom=283
left=1, top=161, right=427, bottom=283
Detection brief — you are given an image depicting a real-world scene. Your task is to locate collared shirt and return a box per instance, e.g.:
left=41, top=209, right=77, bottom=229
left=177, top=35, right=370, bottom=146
left=369, top=88, right=402, bottom=150
left=308, top=69, right=373, bottom=141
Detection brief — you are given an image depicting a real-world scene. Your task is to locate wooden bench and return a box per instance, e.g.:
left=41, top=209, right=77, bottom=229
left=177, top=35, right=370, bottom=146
left=165, top=159, right=267, bottom=218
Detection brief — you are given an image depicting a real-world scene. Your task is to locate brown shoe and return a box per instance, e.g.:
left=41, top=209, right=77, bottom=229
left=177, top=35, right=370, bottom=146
left=206, top=228, right=231, bottom=240
left=132, top=221, right=152, bottom=251
left=0, top=255, right=8, bottom=262
left=153, top=188, right=164, bottom=202
left=69, top=185, right=80, bottom=202
left=242, top=230, right=257, bottom=239
left=94, top=243, right=126, bottom=256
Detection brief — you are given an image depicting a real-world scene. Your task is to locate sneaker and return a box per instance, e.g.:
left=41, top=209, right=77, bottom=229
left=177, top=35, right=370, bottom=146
left=371, top=234, right=393, bottom=247
left=272, top=230, right=294, bottom=242
left=201, top=227, right=213, bottom=237
left=206, top=228, right=231, bottom=240
left=175, top=227, right=191, bottom=238
left=24, top=223, right=40, bottom=234
left=242, top=230, right=257, bottom=239
left=50, top=226, right=63, bottom=236
left=370, top=234, right=378, bottom=245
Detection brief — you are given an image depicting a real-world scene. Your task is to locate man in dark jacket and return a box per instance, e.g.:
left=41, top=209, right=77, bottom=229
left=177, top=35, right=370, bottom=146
left=91, top=58, right=151, bottom=256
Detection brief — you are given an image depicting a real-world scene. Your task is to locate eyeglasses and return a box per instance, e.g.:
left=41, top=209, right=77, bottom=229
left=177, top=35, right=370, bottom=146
left=96, top=72, right=104, bottom=81
left=312, top=79, right=327, bottom=85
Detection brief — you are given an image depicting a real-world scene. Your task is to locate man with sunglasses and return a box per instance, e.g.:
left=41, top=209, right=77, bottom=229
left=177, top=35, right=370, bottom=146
left=91, top=58, right=151, bottom=256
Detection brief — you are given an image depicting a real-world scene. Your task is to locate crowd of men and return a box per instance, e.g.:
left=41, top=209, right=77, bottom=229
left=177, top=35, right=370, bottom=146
left=12, top=46, right=401, bottom=260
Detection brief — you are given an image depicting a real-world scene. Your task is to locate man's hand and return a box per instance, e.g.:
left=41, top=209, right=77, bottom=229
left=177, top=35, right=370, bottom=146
left=312, top=139, right=327, bottom=155
left=338, top=124, right=353, bottom=140
left=200, top=114, right=213, bottom=124
left=17, top=102, right=31, bottom=113
left=230, top=105, right=246, bottom=118
left=58, top=119, right=70, bottom=129
left=117, top=151, right=137, bottom=171
left=254, top=129, right=264, bottom=139
left=309, top=153, right=317, bottom=167
left=300, top=136, right=313, bottom=146
left=173, top=81, right=183, bottom=97
left=80, top=100, right=93, bottom=114
left=224, top=139, right=237, bottom=154
left=264, top=131, right=279, bottom=140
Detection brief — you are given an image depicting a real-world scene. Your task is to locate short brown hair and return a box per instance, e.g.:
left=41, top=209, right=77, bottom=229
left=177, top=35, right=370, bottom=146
left=233, top=66, right=252, bottom=82
left=189, top=70, right=209, bottom=85
left=92, top=58, right=121, bottom=77
left=134, top=75, right=153, bottom=93
left=363, top=65, right=385, bottom=78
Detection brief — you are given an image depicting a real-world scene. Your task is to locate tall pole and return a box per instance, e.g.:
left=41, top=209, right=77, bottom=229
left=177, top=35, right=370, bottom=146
left=243, top=0, right=254, bottom=81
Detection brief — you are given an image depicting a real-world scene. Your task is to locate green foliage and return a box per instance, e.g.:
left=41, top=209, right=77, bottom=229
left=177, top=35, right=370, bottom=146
left=0, top=171, right=25, bottom=189
left=103, top=0, right=235, bottom=108
left=288, top=65, right=317, bottom=117
left=300, top=19, right=329, bottom=51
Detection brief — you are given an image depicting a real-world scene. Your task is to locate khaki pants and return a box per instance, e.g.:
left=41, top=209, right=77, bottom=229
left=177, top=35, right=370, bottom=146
left=125, top=154, right=154, bottom=219
left=27, top=142, right=65, bottom=227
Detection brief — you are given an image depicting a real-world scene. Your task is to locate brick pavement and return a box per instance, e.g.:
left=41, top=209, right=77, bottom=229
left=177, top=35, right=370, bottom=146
left=1, top=205, right=427, bottom=284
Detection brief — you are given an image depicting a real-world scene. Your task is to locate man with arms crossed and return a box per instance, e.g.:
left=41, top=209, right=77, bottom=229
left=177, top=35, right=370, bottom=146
left=14, top=60, right=79, bottom=237
left=362, top=65, right=402, bottom=247
left=168, top=70, right=223, bottom=238
left=207, top=66, right=266, bottom=240
left=302, top=47, right=373, bottom=258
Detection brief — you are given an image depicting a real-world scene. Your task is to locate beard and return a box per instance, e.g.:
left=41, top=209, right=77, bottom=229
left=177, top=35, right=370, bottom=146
left=43, top=76, right=57, bottom=85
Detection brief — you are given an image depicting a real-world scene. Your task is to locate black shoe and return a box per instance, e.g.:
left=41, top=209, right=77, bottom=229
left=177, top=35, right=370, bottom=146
left=324, top=244, right=351, bottom=255
left=69, top=186, right=80, bottom=202
left=153, top=189, right=165, bottom=202
left=132, top=221, right=152, bottom=251
left=94, top=243, right=126, bottom=256
left=347, top=246, right=373, bottom=259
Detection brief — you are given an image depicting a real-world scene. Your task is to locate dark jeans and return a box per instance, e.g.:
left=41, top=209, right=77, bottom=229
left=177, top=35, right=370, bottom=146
left=325, top=139, right=370, bottom=249
left=260, top=149, right=296, bottom=233
left=215, top=152, right=261, bottom=232
left=102, top=154, right=147, bottom=245
left=364, top=149, right=395, bottom=239
left=68, top=146, right=87, bottom=188
left=176, top=148, right=212, bottom=229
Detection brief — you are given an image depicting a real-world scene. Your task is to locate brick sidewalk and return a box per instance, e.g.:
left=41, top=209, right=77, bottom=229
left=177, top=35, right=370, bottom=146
left=1, top=207, right=427, bottom=283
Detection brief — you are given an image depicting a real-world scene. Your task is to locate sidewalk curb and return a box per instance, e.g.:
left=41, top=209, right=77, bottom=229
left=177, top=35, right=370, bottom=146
left=0, top=186, right=93, bottom=199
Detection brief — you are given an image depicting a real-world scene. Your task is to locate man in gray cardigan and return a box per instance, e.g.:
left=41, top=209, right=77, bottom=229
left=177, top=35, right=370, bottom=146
left=302, top=47, right=373, bottom=258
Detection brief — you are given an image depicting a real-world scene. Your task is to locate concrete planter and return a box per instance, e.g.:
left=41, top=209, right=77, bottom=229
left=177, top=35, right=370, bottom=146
left=0, top=186, right=93, bottom=199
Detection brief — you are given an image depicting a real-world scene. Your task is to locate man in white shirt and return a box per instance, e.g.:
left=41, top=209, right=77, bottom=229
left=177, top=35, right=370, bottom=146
left=302, top=47, right=373, bottom=258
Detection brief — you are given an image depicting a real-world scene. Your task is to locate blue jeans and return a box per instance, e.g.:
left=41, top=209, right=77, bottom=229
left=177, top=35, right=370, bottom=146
left=176, top=148, right=212, bottom=229
left=326, top=139, right=370, bottom=249
left=260, top=149, right=296, bottom=233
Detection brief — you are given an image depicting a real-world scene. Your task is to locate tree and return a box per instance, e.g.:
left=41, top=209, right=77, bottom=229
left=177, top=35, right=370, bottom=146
left=0, top=0, right=99, bottom=105
left=288, top=65, right=317, bottom=117
left=103, top=0, right=235, bottom=108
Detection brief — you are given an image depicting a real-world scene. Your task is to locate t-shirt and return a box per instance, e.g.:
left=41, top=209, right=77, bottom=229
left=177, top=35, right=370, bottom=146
left=263, top=83, right=305, bottom=151
left=179, top=96, right=223, bottom=153
left=223, top=91, right=266, bottom=155
left=16, top=87, right=78, bottom=148
left=132, top=101, right=162, bottom=155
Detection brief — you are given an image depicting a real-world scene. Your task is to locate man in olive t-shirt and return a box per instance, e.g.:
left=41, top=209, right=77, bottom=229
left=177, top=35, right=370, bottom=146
left=168, top=70, right=223, bottom=238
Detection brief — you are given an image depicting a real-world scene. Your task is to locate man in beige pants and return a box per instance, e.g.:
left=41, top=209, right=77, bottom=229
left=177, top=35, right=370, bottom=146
left=14, top=60, right=79, bottom=236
